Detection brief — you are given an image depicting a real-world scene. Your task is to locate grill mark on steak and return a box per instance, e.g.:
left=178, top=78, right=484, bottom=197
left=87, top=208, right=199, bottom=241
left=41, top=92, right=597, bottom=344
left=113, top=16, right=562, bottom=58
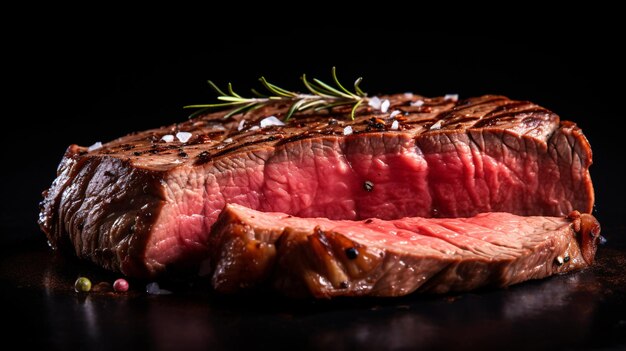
left=39, top=94, right=595, bottom=278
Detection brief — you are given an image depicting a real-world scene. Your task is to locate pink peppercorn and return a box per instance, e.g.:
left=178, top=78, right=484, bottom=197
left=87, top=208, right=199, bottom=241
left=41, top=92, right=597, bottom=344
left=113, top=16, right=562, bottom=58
left=113, top=278, right=129, bottom=292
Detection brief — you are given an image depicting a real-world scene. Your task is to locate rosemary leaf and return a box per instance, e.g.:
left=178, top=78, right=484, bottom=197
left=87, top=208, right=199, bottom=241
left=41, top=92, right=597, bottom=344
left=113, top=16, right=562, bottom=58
left=298, top=99, right=327, bottom=111
left=350, top=99, right=364, bottom=120
left=331, top=67, right=357, bottom=98
left=301, top=74, right=335, bottom=98
left=207, top=80, right=228, bottom=96
left=312, top=78, right=353, bottom=99
left=251, top=88, right=269, bottom=98
left=184, top=102, right=247, bottom=108
left=217, top=96, right=252, bottom=102
left=354, top=77, right=366, bottom=97
left=227, top=83, right=243, bottom=98
left=285, top=100, right=306, bottom=121
left=259, top=77, right=296, bottom=98
left=186, top=107, right=213, bottom=120
left=187, top=68, right=370, bottom=121
left=224, top=102, right=259, bottom=119
left=313, top=100, right=356, bottom=112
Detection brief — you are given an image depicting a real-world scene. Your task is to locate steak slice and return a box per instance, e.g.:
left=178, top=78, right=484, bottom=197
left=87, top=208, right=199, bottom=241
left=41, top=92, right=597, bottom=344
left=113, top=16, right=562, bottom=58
left=38, top=94, right=595, bottom=277
left=209, top=204, right=601, bottom=297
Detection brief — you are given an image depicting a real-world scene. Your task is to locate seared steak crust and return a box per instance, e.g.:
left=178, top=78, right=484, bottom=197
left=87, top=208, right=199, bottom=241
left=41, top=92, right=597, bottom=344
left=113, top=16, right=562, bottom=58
left=39, top=94, right=594, bottom=277
left=209, top=204, right=601, bottom=297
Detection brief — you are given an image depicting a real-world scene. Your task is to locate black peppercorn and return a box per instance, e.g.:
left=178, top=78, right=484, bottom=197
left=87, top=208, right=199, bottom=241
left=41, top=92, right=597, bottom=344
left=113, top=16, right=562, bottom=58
left=345, top=247, right=359, bottom=260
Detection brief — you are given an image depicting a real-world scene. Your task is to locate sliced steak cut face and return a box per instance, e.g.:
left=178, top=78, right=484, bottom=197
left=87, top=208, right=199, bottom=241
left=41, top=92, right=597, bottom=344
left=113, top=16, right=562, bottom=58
left=38, top=95, right=595, bottom=277
left=209, top=204, right=601, bottom=297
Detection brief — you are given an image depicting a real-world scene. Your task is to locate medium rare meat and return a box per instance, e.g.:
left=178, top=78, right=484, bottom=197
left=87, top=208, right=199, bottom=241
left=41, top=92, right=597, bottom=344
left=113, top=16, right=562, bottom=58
left=209, top=205, right=601, bottom=297
left=38, top=94, right=595, bottom=277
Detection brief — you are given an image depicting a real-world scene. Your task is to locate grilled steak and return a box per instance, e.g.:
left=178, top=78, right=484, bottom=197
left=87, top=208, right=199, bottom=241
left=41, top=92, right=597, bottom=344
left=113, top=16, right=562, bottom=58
left=210, top=204, right=601, bottom=297
left=38, top=94, right=595, bottom=277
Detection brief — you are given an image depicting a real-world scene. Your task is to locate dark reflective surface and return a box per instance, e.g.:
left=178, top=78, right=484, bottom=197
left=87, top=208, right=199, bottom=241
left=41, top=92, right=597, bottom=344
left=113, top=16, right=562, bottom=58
left=4, top=28, right=625, bottom=351
left=2, top=224, right=625, bottom=350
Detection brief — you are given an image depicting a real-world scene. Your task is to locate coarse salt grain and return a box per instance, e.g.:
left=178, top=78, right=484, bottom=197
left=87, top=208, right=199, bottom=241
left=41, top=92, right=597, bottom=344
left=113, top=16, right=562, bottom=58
left=223, top=138, right=233, bottom=143
left=146, top=282, right=172, bottom=295
left=391, top=120, right=399, bottom=130
left=411, top=100, right=424, bottom=107
left=260, top=116, right=285, bottom=128
left=389, top=110, right=401, bottom=119
left=444, top=94, right=459, bottom=102
left=146, top=282, right=161, bottom=295
left=403, top=92, right=414, bottom=98
left=249, top=126, right=260, bottom=131
left=368, top=96, right=381, bottom=110
left=343, top=126, right=353, bottom=135
left=176, top=132, right=192, bottom=143
left=380, top=99, right=390, bottom=113
left=430, top=120, right=443, bottom=130
left=206, top=122, right=226, bottom=131
left=88, top=142, right=102, bottom=152
left=161, top=134, right=174, bottom=143
left=237, top=119, right=245, bottom=131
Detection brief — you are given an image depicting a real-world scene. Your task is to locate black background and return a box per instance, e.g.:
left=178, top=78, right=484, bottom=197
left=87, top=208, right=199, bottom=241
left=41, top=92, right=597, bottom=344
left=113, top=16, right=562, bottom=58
left=3, top=23, right=625, bottom=350
left=4, top=26, right=624, bottom=242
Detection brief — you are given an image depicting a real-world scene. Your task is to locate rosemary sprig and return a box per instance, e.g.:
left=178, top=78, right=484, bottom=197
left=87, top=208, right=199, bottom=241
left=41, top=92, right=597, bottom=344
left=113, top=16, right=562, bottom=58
left=184, top=67, right=368, bottom=121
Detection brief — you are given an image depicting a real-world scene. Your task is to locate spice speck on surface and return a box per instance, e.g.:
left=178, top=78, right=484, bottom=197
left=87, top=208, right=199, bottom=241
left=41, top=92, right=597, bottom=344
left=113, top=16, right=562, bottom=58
left=74, top=277, right=92, bottom=292
left=389, top=110, right=401, bottom=119
left=345, top=247, right=359, bottom=260
left=381, top=99, right=390, bottom=113
left=176, top=132, right=192, bottom=143
left=260, top=116, right=285, bottom=128
left=430, top=120, right=443, bottom=130
left=113, top=278, right=129, bottom=292
left=368, top=96, right=382, bottom=110
left=88, top=142, right=103, bottom=152
left=146, top=282, right=161, bottom=295
left=146, top=282, right=172, bottom=295
left=599, top=235, right=608, bottom=245
left=391, top=120, right=399, bottom=130
left=555, top=256, right=564, bottom=266
left=364, top=181, right=374, bottom=192
left=444, top=94, right=459, bottom=102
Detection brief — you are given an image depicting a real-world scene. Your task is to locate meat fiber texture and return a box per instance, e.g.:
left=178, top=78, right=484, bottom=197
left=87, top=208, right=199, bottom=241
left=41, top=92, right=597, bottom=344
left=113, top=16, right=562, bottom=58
left=209, top=205, right=601, bottom=298
left=39, top=94, right=595, bottom=278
